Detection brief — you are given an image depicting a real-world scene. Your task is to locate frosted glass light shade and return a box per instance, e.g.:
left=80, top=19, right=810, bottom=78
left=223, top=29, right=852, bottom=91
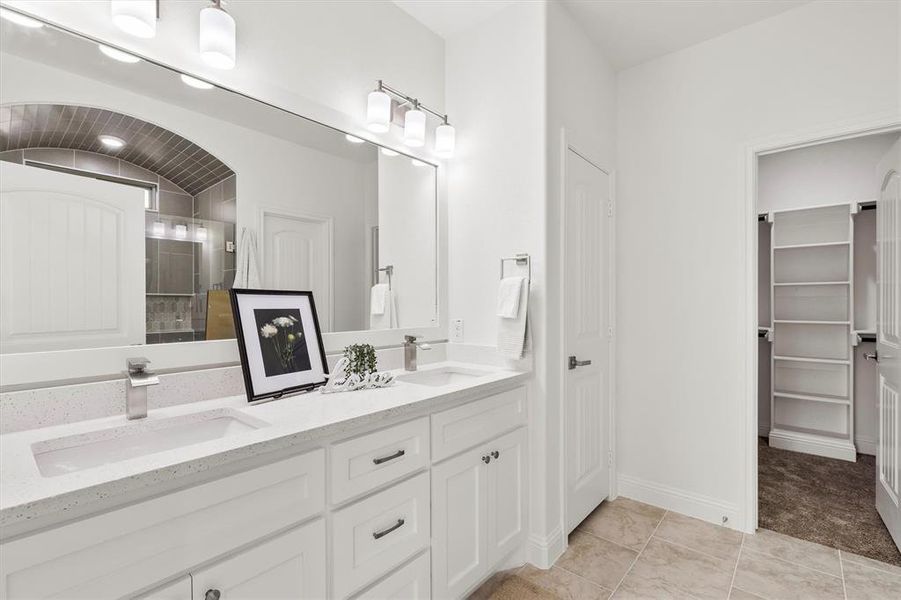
left=110, top=0, right=157, bottom=39
left=195, top=226, right=208, bottom=241
left=404, top=109, right=426, bottom=147
left=152, top=221, right=165, bottom=236
left=199, top=5, right=236, bottom=70
left=175, top=224, right=187, bottom=239
left=367, top=91, right=391, bottom=133
left=434, top=123, right=455, bottom=158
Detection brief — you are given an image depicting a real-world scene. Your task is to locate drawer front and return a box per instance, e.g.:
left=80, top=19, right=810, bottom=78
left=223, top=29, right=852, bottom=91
left=354, top=552, right=430, bottom=600
left=431, top=386, right=527, bottom=462
left=330, top=417, right=430, bottom=505
left=0, top=449, right=325, bottom=600
left=332, top=472, right=431, bottom=599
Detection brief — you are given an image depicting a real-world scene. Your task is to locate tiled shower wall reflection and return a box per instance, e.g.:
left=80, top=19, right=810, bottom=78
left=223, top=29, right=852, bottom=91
left=192, top=174, right=237, bottom=334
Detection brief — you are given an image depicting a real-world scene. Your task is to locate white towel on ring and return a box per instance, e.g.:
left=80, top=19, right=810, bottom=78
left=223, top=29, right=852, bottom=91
left=370, top=283, right=390, bottom=315
left=497, top=280, right=529, bottom=359
left=496, top=276, right=525, bottom=318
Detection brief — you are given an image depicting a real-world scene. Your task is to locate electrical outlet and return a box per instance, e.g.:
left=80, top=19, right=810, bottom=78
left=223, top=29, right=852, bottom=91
left=450, top=319, right=464, bottom=343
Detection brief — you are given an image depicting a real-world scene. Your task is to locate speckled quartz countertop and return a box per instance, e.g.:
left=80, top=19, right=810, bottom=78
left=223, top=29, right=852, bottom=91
left=0, top=361, right=528, bottom=536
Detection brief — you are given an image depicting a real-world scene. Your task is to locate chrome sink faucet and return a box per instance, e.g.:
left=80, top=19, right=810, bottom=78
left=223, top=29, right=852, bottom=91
left=126, top=357, right=159, bottom=420
left=403, top=335, right=431, bottom=371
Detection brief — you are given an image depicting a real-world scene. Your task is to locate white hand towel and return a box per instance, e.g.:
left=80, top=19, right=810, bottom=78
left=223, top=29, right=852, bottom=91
left=497, top=281, right=529, bottom=359
left=370, top=283, right=389, bottom=315
left=233, top=227, right=261, bottom=288
left=370, top=289, right=399, bottom=330
left=496, top=276, right=525, bottom=319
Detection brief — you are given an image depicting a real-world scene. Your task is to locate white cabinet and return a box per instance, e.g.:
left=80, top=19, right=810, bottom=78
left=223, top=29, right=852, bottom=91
left=431, top=427, right=527, bottom=599
left=354, top=552, right=431, bottom=600
left=135, top=576, right=192, bottom=600
left=192, top=519, right=326, bottom=600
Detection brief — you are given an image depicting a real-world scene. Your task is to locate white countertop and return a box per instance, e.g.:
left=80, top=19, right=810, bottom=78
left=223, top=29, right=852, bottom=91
left=0, top=362, right=528, bottom=535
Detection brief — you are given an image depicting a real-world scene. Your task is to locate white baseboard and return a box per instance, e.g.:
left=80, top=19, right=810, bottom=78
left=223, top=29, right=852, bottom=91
left=855, top=436, right=876, bottom=457
left=768, top=429, right=856, bottom=462
left=617, top=474, right=742, bottom=532
left=758, top=424, right=770, bottom=437
left=526, top=525, right=564, bottom=568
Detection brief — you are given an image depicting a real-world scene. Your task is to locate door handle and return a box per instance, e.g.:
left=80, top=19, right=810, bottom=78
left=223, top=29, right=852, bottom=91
left=568, top=356, right=592, bottom=370
left=864, top=352, right=879, bottom=363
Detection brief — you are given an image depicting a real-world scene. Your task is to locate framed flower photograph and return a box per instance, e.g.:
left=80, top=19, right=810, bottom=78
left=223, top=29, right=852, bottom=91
left=230, top=289, right=329, bottom=402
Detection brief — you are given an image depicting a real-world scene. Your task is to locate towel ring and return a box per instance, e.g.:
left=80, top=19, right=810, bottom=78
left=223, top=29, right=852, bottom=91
left=500, top=253, right=531, bottom=282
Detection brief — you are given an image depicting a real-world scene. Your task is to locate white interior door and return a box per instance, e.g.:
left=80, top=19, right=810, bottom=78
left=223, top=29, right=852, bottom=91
left=875, top=137, right=901, bottom=550
left=260, top=209, right=333, bottom=331
left=0, top=161, right=145, bottom=353
left=564, top=148, right=611, bottom=533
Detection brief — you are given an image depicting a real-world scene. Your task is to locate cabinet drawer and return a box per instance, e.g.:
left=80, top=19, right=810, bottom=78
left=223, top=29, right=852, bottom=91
left=431, top=387, right=527, bottom=462
left=332, top=472, right=430, bottom=599
left=354, top=552, right=430, bottom=600
left=0, top=449, right=325, bottom=599
left=330, top=417, right=430, bottom=505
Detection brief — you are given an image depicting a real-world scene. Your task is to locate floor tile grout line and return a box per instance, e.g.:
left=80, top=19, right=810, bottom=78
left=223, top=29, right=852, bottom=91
left=726, top=534, right=746, bottom=599
left=547, top=563, right=615, bottom=595
left=609, top=509, right=667, bottom=596
left=839, top=549, right=901, bottom=578
left=577, top=527, right=649, bottom=554
left=740, top=545, right=844, bottom=581
left=653, top=533, right=743, bottom=567
left=838, top=550, right=848, bottom=600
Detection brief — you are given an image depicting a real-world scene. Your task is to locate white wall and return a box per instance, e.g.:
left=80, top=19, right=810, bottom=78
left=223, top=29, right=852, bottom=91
left=4, top=0, right=445, bottom=157
left=616, top=0, right=900, bottom=529
left=445, top=0, right=549, bottom=563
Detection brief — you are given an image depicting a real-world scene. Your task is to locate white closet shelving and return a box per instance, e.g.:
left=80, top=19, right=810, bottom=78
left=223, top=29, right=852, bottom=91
left=768, top=203, right=857, bottom=461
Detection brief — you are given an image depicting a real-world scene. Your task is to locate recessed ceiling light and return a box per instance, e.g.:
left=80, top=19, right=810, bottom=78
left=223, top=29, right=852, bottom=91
left=180, top=74, right=214, bottom=90
left=98, top=44, right=141, bottom=64
left=98, top=135, right=126, bottom=149
left=0, top=8, right=44, bottom=28
left=345, top=134, right=365, bottom=144
left=411, top=159, right=427, bottom=167
left=380, top=148, right=399, bottom=157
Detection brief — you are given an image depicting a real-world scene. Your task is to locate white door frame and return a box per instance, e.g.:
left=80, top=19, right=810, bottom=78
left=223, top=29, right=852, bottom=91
left=742, top=114, right=901, bottom=533
left=258, top=206, right=335, bottom=332
left=558, top=129, right=617, bottom=541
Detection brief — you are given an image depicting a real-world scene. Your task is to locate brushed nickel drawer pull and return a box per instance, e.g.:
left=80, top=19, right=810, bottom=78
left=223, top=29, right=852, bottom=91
left=373, top=449, right=406, bottom=465
left=373, top=518, right=405, bottom=540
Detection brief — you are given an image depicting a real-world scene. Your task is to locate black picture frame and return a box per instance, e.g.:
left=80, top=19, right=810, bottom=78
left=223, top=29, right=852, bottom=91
left=230, top=289, right=329, bottom=403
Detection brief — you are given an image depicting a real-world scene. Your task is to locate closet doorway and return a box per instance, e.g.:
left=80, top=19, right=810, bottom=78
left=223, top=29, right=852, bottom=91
left=754, top=128, right=901, bottom=566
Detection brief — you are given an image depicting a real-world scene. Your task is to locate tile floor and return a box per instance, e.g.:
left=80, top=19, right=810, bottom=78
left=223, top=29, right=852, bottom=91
left=473, top=497, right=901, bottom=599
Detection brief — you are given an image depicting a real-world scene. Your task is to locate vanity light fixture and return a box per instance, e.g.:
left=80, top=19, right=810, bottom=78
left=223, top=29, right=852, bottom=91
left=152, top=221, right=165, bottom=236
left=199, top=0, right=236, bottom=70
left=110, top=0, right=157, bottom=39
left=367, top=80, right=454, bottom=157
left=195, top=226, right=208, bottom=241
left=98, top=134, right=126, bottom=150
left=180, top=74, right=214, bottom=90
left=345, top=134, right=365, bottom=144
left=0, top=8, right=44, bottom=28
left=98, top=44, right=141, bottom=64
left=380, top=148, right=399, bottom=157
left=174, top=224, right=187, bottom=239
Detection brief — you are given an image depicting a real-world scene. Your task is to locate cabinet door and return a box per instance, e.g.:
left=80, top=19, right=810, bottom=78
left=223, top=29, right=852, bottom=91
left=486, top=427, right=527, bottom=565
left=191, top=519, right=325, bottom=600
left=431, top=445, right=488, bottom=599
left=135, top=576, right=192, bottom=599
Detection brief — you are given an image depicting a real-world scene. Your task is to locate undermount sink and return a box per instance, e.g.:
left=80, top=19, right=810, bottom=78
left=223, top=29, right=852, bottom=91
left=396, top=366, right=491, bottom=387
left=31, top=409, right=268, bottom=477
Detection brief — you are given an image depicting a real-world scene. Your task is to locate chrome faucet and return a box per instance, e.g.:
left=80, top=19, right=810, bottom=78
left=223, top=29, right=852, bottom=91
left=403, top=335, right=431, bottom=371
left=126, top=357, right=159, bottom=420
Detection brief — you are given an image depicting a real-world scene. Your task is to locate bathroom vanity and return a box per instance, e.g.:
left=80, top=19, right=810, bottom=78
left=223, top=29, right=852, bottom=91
left=0, top=363, right=529, bottom=599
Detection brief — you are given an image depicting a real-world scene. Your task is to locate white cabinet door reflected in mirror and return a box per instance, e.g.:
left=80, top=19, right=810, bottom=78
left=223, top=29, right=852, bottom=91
left=0, top=162, right=145, bottom=352
left=0, top=14, right=439, bottom=356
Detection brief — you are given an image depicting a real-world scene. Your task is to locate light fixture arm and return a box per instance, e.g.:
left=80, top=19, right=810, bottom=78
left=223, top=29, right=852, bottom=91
left=376, top=80, right=448, bottom=124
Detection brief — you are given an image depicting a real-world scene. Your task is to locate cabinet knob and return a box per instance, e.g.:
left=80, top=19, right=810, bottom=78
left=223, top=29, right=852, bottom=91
left=482, top=455, right=491, bottom=464
left=205, top=590, right=221, bottom=600
left=491, top=450, right=499, bottom=459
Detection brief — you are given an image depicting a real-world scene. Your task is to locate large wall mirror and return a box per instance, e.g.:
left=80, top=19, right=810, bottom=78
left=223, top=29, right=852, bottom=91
left=0, top=15, right=438, bottom=358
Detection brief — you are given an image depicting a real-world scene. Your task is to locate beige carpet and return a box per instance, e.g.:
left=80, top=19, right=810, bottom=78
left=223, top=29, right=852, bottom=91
left=758, top=437, right=901, bottom=566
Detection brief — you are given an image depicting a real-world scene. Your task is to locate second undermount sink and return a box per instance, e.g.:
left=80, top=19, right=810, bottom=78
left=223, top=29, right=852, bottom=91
left=397, top=366, right=491, bottom=387
left=31, top=409, right=268, bottom=477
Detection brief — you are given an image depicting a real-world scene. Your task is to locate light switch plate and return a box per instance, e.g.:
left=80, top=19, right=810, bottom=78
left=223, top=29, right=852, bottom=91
left=450, top=319, right=464, bottom=343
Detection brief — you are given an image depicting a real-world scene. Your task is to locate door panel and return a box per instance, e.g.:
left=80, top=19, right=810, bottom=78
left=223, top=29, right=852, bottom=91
left=876, top=138, right=901, bottom=550
left=564, top=149, right=611, bottom=533
left=191, top=520, right=326, bottom=600
left=0, top=161, right=145, bottom=352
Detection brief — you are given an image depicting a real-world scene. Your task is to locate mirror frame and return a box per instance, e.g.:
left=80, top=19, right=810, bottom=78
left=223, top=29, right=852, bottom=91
left=0, top=9, right=448, bottom=389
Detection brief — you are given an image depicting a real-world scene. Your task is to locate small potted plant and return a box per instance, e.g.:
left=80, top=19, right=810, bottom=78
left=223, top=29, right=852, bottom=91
left=343, top=343, right=377, bottom=379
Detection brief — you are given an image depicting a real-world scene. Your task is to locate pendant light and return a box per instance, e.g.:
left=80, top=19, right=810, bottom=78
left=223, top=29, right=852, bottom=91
left=199, top=0, right=236, bottom=70
left=434, top=119, right=456, bottom=158
left=110, top=0, right=157, bottom=39
left=403, top=103, right=426, bottom=148
left=367, top=86, right=392, bottom=133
